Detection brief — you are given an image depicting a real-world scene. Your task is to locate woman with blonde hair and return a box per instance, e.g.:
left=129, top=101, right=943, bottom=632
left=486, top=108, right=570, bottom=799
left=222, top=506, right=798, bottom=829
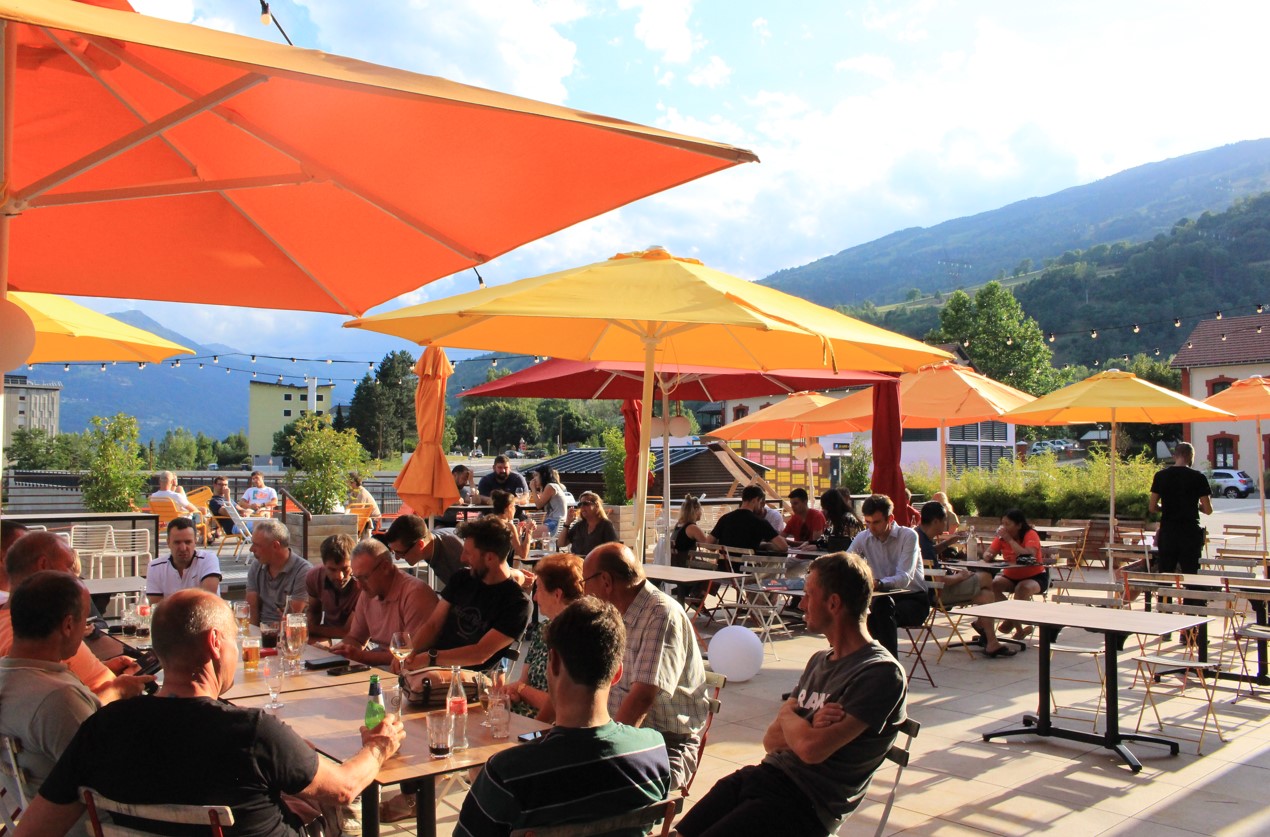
left=505, top=553, right=585, bottom=722
left=670, top=495, right=715, bottom=568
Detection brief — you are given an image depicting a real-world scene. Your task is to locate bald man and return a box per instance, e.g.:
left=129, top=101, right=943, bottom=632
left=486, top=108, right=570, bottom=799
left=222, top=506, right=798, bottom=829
left=582, top=542, right=709, bottom=790
left=15, top=590, right=404, bottom=837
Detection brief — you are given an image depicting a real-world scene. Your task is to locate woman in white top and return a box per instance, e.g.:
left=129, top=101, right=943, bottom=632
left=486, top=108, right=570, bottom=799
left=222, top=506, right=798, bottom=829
left=529, top=465, right=569, bottom=537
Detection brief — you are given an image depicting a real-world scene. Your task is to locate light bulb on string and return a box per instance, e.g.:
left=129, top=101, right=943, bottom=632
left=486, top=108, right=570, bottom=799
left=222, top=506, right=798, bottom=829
left=1006, top=336, right=1013, bottom=346
left=1132, top=324, right=1140, bottom=334
left=225, top=368, right=231, bottom=375
left=213, top=355, right=219, bottom=364
left=1257, top=304, right=1264, bottom=314
left=1047, top=332, right=1055, bottom=343
left=290, top=358, right=296, bottom=364
left=962, top=339, right=970, bottom=347
left=259, top=1, right=271, bottom=26
left=251, top=355, right=257, bottom=363
left=491, top=358, right=498, bottom=367
left=1187, top=341, right=1193, bottom=349
left=1090, top=329, right=1097, bottom=339
left=174, top=359, right=181, bottom=367
left=1221, top=333, right=1227, bottom=341
left=1174, top=318, right=1181, bottom=327
left=198, top=363, right=204, bottom=370
left=1216, top=311, right=1223, bottom=320
left=99, top=363, right=106, bottom=372
left=138, top=362, right=147, bottom=370
left=367, top=362, right=373, bottom=371
left=277, top=375, right=284, bottom=383
left=62, top=363, right=70, bottom=371
left=325, top=359, right=331, bottom=365
left=1154, top=348, right=1160, bottom=356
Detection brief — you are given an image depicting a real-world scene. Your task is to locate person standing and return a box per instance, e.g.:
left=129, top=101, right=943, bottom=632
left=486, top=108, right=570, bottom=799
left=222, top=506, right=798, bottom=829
left=1149, top=441, right=1213, bottom=574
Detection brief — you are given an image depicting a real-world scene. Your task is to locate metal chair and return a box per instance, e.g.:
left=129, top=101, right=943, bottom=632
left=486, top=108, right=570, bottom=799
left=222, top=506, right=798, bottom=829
left=679, top=670, right=726, bottom=799
left=726, top=556, right=792, bottom=657
left=81, top=787, right=235, bottom=837
left=871, top=718, right=921, bottom=837
left=99, top=529, right=152, bottom=579
left=1048, top=579, right=1125, bottom=729
left=70, top=525, right=116, bottom=579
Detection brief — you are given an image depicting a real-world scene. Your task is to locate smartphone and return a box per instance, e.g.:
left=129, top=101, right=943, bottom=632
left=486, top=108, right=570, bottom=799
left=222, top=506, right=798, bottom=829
left=327, top=663, right=371, bottom=676
left=518, top=730, right=544, bottom=742
left=304, top=655, right=348, bottom=670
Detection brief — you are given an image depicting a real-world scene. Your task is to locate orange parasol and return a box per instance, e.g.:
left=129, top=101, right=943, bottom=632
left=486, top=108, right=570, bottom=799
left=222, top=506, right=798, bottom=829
left=1204, top=377, right=1270, bottom=548
left=393, top=347, right=460, bottom=518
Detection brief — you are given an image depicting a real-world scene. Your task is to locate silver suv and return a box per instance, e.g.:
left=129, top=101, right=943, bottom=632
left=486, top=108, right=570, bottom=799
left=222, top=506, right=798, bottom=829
left=1207, top=469, right=1257, bottom=498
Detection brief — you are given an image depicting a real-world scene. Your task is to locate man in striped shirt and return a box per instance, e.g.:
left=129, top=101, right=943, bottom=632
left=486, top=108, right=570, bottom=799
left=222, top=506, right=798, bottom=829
left=455, top=597, right=671, bottom=836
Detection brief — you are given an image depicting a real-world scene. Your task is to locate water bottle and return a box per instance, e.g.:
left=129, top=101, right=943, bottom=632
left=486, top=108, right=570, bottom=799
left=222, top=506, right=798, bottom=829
left=447, top=665, right=469, bottom=751
left=965, top=526, right=978, bottom=561
left=364, top=675, right=386, bottom=729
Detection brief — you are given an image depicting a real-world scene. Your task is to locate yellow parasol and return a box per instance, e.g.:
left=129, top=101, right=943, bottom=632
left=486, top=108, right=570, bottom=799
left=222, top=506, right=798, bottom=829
left=347, top=247, right=952, bottom=555
left=10, top=291, right=192, bottom=363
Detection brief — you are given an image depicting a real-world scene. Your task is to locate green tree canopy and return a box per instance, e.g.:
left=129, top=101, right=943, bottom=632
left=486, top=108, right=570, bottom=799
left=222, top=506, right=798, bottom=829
left=217, top=431, right=249, bottom=468
left=82, top=414, right=147, bottom=512
left=347, top=350, right=419, bottom=459
left=930, top=281, right=1056, bottom=394
left=6, top=427, right=55, bottom=470
left=156, top=427, right=198, bottom=470
left=287, top=414, right=366, bottom=514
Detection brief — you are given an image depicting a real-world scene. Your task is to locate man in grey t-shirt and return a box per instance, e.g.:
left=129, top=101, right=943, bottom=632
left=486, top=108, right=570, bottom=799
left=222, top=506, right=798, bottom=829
left=676, top=553, right=908, bottom=837
left=245, top=519, right=310, bottom=624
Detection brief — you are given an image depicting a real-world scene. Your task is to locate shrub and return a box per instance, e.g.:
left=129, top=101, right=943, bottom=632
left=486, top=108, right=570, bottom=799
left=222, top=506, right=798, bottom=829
left=81, top=414, right=147, bottom=512
left=600, top=427, right=628, bottom=505
left=839, top=446, right=873, bottom=493
left=287, top=414, right=367, bottom=514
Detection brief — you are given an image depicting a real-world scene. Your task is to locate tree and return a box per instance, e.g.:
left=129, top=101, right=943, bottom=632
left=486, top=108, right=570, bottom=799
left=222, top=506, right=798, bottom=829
left=332, top=404, right=348, bottom=432
left=286, top=414, right=366, bottom=514
left=930, top=282, right=1056, bottom=395
left=218, top=431, right=249, bottom=468
left=156, top=427, right=198, bottom=470
left=347, top=373, right=387, bottom=457
left=487, top=401, right=541, bottom=451
left=81, top=414, right=147, bottom=512
left=599, top=426, right=627, bottom=505
left=272, top=420, right=301, bottom=465
left=51, top=432, right=92, bottom=470
left=6, top=427, right=55, bottom=470
left=347, top=351, right=418, bottom=459
left=195, top=432, right=218, bottom=469
left=536, top=400, right=603, bottom=448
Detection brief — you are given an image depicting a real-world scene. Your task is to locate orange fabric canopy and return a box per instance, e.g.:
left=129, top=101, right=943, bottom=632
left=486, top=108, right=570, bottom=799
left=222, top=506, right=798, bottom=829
left=0, top=0, right=756, bottom=314
left=394, top=347, right=461, bottom=518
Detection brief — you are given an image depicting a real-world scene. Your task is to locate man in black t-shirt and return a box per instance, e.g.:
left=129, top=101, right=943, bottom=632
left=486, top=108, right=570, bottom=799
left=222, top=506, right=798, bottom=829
left=20, top=589, right=403, bottom=837
left=711, top=485, right=788, bottom=553
left=407, top=516, right=532, bottom=671
left=1149, top=442, right=1213, bottom=574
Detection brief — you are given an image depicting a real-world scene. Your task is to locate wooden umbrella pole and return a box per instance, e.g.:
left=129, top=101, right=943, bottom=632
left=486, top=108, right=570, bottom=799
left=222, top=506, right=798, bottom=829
left=1258, top=416, right=1267, bottom=552
left=632, top=338, right=658, bottom=560
left=1108, top=410, right=1117, bottom=583
left=661, top=382, right=672, bottom=537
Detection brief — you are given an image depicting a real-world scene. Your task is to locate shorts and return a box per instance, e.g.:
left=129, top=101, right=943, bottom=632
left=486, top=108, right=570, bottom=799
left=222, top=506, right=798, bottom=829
left=939, top=572, right=982, bottom=606
left=1002, top=569, right=1049, bottom=594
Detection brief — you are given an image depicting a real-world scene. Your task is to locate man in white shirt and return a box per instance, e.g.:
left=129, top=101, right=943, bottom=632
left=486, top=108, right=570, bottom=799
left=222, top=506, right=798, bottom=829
left=239, top=471, right=279, bottom=516
left=148, top=471, right=201, bottom=519
left=146, top=518, right=222, bottom=604
left=847, top=494, right=928, bottom=660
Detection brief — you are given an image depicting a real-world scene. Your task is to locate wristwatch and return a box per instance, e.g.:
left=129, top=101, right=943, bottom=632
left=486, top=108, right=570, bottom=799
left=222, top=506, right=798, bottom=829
left=428, top=649, right=438, bottom=667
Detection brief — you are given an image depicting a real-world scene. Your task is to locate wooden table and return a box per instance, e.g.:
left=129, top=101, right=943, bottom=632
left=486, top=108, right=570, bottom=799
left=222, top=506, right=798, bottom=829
left=83, top=576, right=146, bottom=597
left=1034, top=525, right=1086, bottom=537
left=222, top=641, right=380, bottom=700
left=233, top=681, right=549, bottom=837
left=963, top=600, right=1210, bottom=772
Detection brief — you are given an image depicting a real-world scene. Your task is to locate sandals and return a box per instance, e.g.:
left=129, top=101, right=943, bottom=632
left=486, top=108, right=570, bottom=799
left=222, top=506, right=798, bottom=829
left=997, top=620, right=1017, bottom=635
left=1013, top=625, right=1034, bottom=642
left=984, top=645, right=1018, bottom=658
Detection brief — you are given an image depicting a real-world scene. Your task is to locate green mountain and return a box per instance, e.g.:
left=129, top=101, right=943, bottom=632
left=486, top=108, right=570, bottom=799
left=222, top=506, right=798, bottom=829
left=763, top=138, right=1270, bottom=306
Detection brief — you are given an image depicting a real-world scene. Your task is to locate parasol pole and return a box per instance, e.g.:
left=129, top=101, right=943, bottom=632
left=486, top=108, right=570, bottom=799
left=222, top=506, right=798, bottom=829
left=661, top=381, right=672, bottom=537
left=0, top=21, right=14, bottom=477
left=1258, top=415, right=1267, bottom=552
left=940, top=419, right=948, bottom=496
left=1108, top=409, right=1117, bottom=583
left=633, top=337, right=658, bottom=560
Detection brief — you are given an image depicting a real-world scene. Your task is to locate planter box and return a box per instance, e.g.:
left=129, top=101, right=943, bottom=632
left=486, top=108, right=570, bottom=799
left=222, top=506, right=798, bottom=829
left=284, top=513, right=358, bottom=562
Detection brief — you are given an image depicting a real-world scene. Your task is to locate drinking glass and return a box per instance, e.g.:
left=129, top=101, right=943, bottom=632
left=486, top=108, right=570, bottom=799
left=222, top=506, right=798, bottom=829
left=242, top=636, right=261, bottom=674
left=487, top=693, right=511, bottom=740
left=261, top=658, right=285, bottom=711
left=475, top=672, right=492, bottom=726
left=134, top=603, right=152, bottom=649
left=388, top=632, right=411, bottom=708
left=388, top=674, right=406, bottom=721
left=233, top=601, right=251, bottom=637
left=260, top=620, right=280, bottom=650
left=284, top=614, right=307, bottom=675
left=121, top=605, right=139, bottom=638
left=426, top=712, right=453, bottom=759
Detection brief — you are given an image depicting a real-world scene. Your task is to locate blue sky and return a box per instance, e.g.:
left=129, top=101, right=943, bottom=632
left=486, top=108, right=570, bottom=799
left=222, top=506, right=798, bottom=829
left=99, top=0, right=1270, bottom=368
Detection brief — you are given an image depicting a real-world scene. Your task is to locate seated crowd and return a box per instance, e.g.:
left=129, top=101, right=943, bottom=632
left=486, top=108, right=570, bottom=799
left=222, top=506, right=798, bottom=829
left=11, top=473, right=1073, bottom=836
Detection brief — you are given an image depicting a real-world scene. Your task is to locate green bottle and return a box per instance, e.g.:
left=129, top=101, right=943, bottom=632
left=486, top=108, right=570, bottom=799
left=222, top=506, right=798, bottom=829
left=364, top=675, right=386, bottom=729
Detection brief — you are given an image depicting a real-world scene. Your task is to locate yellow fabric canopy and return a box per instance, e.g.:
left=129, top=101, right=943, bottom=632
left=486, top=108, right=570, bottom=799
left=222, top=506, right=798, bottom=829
left=1001, top=370, right=1231, bottom=426
left=12, top=291, right=192, bottom=363
left=708, top=391, right=848, bottom=441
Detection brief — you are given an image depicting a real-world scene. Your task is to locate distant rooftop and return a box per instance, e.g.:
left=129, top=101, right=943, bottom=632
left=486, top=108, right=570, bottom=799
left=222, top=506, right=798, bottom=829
left=1172, top=312, right=1270, bottom=368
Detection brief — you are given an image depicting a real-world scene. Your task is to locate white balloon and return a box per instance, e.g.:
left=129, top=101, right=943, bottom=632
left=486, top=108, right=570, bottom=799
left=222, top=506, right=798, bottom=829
left=668, top=414, right=691, bottom=436
left=707, top=625, right=764, bottom=682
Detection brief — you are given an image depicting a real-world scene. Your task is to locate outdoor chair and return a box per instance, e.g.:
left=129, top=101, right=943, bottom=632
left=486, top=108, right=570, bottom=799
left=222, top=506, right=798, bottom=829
left=869, top=718, right=921, bottom=837
left=680, top=670, right=726, bottom=799
left=1130, top=588, right=1238, bottom=754
left=726, top=556, right=793, bottom=658
left=0, top=735, right=31, bottom=815
left=184, top=485, right=213, bottom=514
left=1056, top=519, right=1092, bottom=578
left=81, top=787, right=235, bottom=837
left=921, top=573, right=977, bottom=663
left=1221, top=523, right=1263, bottom=550
left=1047, top=579, right=1125, bottom=729
left=1199, top=548, right=1262, bottom=578
left=507, top=798, right=681, bottom=837
left=215, top=504, right=257, bottom=562
left=98, top=529, right=152, bottom=579
left=148, top=498, right=209, bottom=547
left=1223, top=577, right=1270, bottom=703
left=900, top=615, right=937, bottom=688
left=70, top=525, right=116, bottom=580
left=346, top=502, right=376, bottom=537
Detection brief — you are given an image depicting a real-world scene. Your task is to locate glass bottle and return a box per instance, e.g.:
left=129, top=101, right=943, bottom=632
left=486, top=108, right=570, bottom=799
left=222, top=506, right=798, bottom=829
left=447, top=665, right=469, bottom=751
left=364, top=675, right=386, bottom=729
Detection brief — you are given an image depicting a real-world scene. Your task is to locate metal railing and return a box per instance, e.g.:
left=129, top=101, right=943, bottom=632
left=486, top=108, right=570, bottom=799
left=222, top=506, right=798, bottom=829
left=276, top=487, right=312, bottom=560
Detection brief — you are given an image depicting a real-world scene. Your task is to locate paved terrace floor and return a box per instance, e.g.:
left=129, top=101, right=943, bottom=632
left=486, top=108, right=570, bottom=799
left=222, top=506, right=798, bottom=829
left=389, top=502, right=1270, bottom=836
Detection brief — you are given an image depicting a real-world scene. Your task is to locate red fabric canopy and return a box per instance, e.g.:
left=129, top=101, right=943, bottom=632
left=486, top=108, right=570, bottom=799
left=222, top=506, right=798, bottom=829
left=869, top=379, right=910, bottom=525
left=621, top=399, right=643, bottom=501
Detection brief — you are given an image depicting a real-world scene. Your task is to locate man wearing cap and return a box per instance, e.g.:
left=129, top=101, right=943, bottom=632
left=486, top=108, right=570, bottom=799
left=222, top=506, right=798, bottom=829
left=783, top=488, right=826, bottom=544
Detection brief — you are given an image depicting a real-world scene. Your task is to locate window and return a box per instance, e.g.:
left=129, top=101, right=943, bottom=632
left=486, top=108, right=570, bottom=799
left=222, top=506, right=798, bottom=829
left=901, top=428, right=937, bottom=442
left=300, top=393, right=308, bottom=402
left=1212, top=436, right=1236, bottom=468
left=732, top=405, right=750, bottom=421
left=316, top=394, right=325, bottom=402
left=316, top=410, right=324, bottom=416
left=981, top=420, right=1008, bottom=442
left=283, top=409, right=292, bottom=417
left=950, top=424, right=980, bottom=442
left=300, top=410, right=308, bottom=416
left=283, top=393, right=293, bottom=401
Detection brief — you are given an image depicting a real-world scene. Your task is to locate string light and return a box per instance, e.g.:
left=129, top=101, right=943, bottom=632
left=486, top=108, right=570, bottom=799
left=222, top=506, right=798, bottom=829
left=1153, top=347, right=1160, bottom=356
left=962, top=339, right=970, bottom=347
left=100, top=363, right=107, bottom=372
left=63, top=364, right=69, bottom=371
left=138, top=363, right=147, bottom=370
left=199, top=363, right=204, bottom=369
left=1221, top=333, right=1227, bottom=341
left=1174, top=318, right=1182, bottom=327
left=1216, top=311, right=1223, bottom=320
left=251, top=355, right=257, bottom=363
left=1005, top=336, right=1013, bottom=346
left=1047, top=332, right=1055, bottom=343
left=212, top=355, right=218, bottom=364
left=1258, top=304, right=1265, bottom=314
left=1090, top=329, right=1097, bottom=339
left=174, top=359, right=181, bottom=367
left=1187, top=341, right=1193, bottom=349
left=490, top=358, right=498, bottom=367
left=1132, top=324, right=1140, bottom=333
left=474, top=267, right=486, bottom=289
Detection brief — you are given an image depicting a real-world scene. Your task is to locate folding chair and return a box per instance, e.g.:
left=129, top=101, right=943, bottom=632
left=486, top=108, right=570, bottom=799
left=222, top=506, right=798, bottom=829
left=870, top=718, right=921, bottom=837
left=680, top=671, right=726, bottom=798
left=508, top=798, right=681, bottom=837
left=1131, top=588, right=1238, bottom=754
left=216, top=504, right=258, bottom=563
left=923, top=574, right=977, bottom=663
left=727, top=556, right=793, bottom=657
left=148, top=499, right=209, bottom=548
left=900, top=616, right=937, bottom=688
left=81, top=787, right=235, bottom=837
left=1048, top=579, right=1125, bottom=729
left=1225, top=577, right=1270, bottom=703
left=0, top=735, right=31, bottom=815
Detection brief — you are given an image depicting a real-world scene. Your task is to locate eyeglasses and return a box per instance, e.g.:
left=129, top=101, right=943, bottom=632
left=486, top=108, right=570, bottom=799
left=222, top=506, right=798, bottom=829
left=389, top=539, right=422, bottom=561
left=579, top=501, right=596, bottom=508
left=582, top=572, right=605, bottom=585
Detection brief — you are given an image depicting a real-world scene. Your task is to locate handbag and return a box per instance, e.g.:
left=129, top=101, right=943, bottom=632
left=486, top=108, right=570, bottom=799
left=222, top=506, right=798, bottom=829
left=399, top=666, right=480, bottom=707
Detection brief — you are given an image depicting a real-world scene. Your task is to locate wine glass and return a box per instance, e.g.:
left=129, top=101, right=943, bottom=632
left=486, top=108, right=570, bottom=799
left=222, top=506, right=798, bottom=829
left=475, top=672, right=492, bottom=726
left=389, top=632, right=412, bottom=710
left=233, top=601, right=250, bottom=637
left=261, top=658, right=284, bottom=711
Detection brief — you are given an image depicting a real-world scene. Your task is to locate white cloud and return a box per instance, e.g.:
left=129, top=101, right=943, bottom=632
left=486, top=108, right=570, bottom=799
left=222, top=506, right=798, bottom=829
left=657, top=70, right=675, bottom=86
left=618, top=0, right=701, bottom=63
left=687, top=55, right=731, bottom=88
left=834, top=54, right=895, bottom=82
left=752, top=17, right=770, bottom=45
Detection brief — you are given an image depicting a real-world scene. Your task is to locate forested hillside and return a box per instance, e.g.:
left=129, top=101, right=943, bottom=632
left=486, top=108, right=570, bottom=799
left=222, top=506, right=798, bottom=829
left=764, top=139, right=1270, bottom=307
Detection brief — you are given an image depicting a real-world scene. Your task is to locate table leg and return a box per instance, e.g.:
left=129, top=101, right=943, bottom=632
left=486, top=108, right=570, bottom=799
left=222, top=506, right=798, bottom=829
left=405, top=777, right=437, bottom=837
left=361, top=782, right=381, bottom=837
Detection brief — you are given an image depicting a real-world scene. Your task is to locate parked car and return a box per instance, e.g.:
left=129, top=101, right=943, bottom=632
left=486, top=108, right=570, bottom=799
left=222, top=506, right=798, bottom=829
left=1027, top=441, right=1059, bottom=456
left=1208, top=469, right=1258, bottom=498
left=469, top=448, right=484, bottom=459
left=503, top=449, right=525, bottom=459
